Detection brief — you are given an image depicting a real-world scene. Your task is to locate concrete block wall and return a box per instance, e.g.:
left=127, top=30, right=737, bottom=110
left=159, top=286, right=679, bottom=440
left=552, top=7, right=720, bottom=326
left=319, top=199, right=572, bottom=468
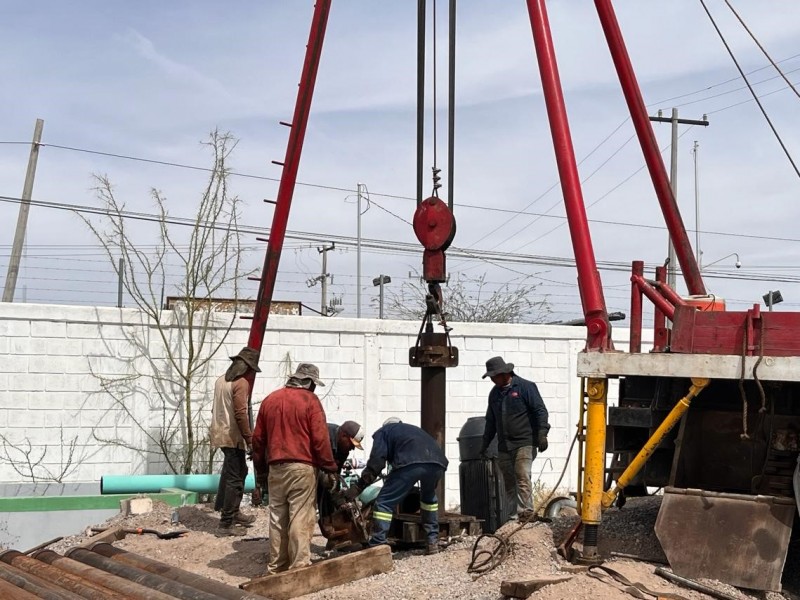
left=0, top=302, right=644, bottom=508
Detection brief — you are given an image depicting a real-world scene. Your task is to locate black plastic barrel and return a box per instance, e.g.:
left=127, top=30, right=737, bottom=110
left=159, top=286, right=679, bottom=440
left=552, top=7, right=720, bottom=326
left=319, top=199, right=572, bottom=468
left=458, top=416, right=497, bottom=460
left=457, top=416, right=515, bottom=532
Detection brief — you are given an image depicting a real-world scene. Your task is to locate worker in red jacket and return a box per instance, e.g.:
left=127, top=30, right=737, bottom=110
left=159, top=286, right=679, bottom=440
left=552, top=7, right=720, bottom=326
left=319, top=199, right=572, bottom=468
left=252, top=363, right=339, bottom=574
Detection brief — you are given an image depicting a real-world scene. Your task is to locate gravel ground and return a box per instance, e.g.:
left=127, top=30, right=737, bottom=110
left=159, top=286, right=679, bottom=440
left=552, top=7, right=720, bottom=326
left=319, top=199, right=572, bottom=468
left=37, top=496, right=800, bottom=600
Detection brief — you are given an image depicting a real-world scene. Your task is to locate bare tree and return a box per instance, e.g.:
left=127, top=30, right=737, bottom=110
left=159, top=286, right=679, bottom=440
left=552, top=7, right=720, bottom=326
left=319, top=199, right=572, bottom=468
left=382, top=272, right=550, bottom=323
left=80, top=130, right=253, bottom=474
left=0, top=427, right=83, bottom=483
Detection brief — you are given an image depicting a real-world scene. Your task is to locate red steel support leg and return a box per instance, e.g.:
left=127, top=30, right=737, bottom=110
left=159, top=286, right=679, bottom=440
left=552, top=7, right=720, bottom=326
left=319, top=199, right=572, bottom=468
left=594, top=0, right=706, bottom=297
left=246, top=1, right=332, bottom=368
left=525, top=0, right=611, bottom=351
left=630, top=261, right=643, bottom=353
left=631, top=275, right=676, bottom=321
left=653, top=266, right=669, bottom=352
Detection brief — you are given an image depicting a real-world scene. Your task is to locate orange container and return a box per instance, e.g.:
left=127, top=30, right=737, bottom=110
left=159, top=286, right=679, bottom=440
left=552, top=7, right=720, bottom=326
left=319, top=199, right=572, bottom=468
left=684, top=294, right=726, bottom=312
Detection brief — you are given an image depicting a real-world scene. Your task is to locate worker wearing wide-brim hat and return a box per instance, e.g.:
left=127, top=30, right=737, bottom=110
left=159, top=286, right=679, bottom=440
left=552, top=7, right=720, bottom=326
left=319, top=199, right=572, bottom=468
left=210, top=347, right=261, bottom=536
left=479, top=356, right=550, bottom=520
left=251, top=362, right=339, bottom=574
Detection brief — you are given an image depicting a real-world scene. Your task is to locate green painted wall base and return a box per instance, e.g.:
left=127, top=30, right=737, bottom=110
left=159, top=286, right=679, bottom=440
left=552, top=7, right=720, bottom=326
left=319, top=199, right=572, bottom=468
left=0, top=488, right=198, bottom=513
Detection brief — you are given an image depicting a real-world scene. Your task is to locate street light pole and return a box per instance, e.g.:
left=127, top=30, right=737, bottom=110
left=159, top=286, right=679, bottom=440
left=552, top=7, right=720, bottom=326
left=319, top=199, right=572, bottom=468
left=373, top=275, right=391, bottom=319
left=693, top=141, right=701, bottom=268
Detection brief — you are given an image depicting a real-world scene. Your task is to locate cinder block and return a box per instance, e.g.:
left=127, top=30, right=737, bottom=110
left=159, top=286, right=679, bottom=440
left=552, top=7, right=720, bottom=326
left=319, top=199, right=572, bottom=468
left=339, top=333, right=365, bottom=347
left=120, top=496, right=153, bottom=516
left=339, top=363, right=363, bottom=380
left=0, top=320, right=31, bottom=337
left=464, top=337, right=492, bottom=351
left=0, top=356, right=28, bottom=373
left=31, top=321, right=67, bottom=338
left=8, top=374, right=39, bottom=392
left=544, top=368, right=567, bottom=383
left=545, top=339, right=569, bottom=354
left=67, top=323, right=102, bottom=339
left=491, top=338, right=519, bottom=352
left=519, top=339, right=545, bottom=353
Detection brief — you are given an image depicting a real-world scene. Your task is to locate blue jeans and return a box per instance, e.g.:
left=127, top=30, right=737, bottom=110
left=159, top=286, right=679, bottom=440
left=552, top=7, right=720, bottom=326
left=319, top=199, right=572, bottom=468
left=370, top=463, right=444, bottom=546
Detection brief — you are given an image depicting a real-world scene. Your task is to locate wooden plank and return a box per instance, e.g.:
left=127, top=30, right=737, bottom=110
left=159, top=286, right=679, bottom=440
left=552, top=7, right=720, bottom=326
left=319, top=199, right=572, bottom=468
left=500, top=575, right=572, bottom=598
left=76, top=527, right=126, bottom=548
left=240, top=545, right=393, bottom=600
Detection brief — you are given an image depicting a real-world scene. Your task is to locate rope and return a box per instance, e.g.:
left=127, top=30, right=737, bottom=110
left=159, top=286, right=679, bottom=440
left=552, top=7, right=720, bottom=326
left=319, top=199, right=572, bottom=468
left=738, top=321, right=750, bottom=440
left=754, top=316, right=767, bottom=414
left=588, top=565, right=689, bottom=600
left=467, top=430, right=579, bottom=577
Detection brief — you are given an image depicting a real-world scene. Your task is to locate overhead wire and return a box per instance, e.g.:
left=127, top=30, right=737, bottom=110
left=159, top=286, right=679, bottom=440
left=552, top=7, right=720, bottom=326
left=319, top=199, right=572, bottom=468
left=698, top=0, right=800, bottom=179
left=722, top=0, right=800, bottom=101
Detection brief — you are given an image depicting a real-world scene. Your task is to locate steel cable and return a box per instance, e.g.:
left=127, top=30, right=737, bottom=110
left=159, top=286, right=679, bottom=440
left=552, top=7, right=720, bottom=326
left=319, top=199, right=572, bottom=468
left=467, top=429, right=579, bottom=577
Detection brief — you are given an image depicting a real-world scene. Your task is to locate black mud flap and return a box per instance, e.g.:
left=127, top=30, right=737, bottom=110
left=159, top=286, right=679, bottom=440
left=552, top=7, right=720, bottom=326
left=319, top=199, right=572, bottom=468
left=655, top=487, right=795, bottom=592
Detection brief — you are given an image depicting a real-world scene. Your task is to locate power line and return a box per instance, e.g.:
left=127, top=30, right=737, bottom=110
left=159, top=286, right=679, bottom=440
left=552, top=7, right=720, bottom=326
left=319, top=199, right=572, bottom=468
left=6, top=193, right=800, bottom=275
left=698, top=0, right=800, bottom=179
left=722, top=0, right=800, bottom=101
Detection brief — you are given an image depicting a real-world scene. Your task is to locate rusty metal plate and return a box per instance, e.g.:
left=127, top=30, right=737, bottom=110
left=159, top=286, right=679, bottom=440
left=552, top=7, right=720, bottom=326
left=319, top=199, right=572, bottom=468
left=655, top=487, right=795, bottom=592
left=408, top=345, right=458, bottom=368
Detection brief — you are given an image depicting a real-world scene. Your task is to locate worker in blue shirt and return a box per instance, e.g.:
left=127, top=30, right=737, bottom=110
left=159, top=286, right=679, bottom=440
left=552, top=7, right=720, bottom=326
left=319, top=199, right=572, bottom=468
left=479, top=356, right=550, bottom=518
left=343, top=417, right=448, bottom=555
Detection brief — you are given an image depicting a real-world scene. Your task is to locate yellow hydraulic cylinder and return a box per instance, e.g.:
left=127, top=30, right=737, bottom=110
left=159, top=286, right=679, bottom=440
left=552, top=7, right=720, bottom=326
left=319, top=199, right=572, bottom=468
left=601, top=377, right=710, bottom=510
left=581, top=377, right=608, bottom=526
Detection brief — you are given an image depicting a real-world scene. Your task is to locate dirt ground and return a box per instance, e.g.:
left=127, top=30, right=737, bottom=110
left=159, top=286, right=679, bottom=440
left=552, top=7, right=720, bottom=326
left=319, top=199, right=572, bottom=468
left=46, top=496, right=800, bottom=600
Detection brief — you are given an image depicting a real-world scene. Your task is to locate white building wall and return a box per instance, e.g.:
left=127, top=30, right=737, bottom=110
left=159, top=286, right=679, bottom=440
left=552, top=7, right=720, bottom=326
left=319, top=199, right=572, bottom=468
left=0, top=303, right=647, bottom=508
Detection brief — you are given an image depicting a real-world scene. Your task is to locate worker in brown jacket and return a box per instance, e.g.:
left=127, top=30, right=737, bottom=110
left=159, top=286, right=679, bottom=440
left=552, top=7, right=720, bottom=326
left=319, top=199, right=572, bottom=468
left=252, top=363, right=339, bottom=574
left=210, top=347, right=260, bottom=536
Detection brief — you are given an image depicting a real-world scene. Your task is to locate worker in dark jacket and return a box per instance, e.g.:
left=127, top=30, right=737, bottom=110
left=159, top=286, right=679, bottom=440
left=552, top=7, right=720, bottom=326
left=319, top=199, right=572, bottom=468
left=478, top=356, right=550, bottom=518
left=343, top=418, right=448, bottom=555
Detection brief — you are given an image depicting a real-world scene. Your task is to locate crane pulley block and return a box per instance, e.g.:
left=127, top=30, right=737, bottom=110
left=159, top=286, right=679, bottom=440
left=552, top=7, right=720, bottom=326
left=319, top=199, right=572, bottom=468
left=413, top=196, right=456, bottom=283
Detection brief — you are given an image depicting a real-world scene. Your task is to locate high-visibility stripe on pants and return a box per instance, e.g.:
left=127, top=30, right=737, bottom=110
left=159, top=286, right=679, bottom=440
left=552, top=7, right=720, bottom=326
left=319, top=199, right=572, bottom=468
left=420, top=502, right=438, bottom=512
left=374, top=510, right=393, bottom=522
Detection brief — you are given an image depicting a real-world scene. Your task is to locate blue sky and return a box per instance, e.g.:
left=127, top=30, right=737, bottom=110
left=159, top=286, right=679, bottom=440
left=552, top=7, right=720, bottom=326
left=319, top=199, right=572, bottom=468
left=1, top=1, right=799, bottom=322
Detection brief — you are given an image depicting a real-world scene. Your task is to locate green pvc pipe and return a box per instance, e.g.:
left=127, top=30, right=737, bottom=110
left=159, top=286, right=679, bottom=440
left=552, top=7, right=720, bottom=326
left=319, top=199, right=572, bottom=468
left=101, top=473, right=383, bottom=506
left=101, top=474, right=255, bottom=495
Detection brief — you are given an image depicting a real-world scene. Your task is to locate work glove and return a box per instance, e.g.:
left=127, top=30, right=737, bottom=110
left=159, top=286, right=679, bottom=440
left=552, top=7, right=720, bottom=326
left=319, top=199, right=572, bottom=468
left=246, top=444, right=254, bottom=460
left=322, top=472, right=338, bottom=491
left=478, top=447, right=489, bottom=461
left=537, top=431, right=549, bottom=453
left=343, top=484, right=362, bottom=502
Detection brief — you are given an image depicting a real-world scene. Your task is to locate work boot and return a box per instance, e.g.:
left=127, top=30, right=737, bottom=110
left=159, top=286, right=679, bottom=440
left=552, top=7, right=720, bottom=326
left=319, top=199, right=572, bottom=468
left=519, top=508, right=536, bottom=522
left=234, top=512, right=257, bottom=527
left=425, top=543, right=439, bottom=555
left=216, top=523, right=247, bottom=537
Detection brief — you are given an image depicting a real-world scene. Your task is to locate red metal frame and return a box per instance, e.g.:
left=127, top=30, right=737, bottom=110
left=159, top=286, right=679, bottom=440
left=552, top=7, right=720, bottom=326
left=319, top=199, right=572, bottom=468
left=246, top=0, right=332, bottom=380
left=593, top=0, right=705, bottom=297
left=630, top=261, right=644, bottom=353
left=525, top=0, right=611, bottom=351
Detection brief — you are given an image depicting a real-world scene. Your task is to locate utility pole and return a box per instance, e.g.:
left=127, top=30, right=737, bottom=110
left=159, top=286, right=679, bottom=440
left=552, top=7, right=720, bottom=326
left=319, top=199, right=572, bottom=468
left=317, top=243, right=335, bottom=316
left=692, top=141, right=701, bottom=268
left=648, top=109, right=709, bottom=290
left=3, top=118, right=44, bottom=302
left=356, top=183, right=363, bottom=318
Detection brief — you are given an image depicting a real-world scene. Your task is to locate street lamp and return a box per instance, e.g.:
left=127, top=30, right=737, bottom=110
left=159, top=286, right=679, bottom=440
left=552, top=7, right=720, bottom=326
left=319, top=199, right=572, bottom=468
left=700, top=252, right=741, bottom=271
left=763, top=290, right=783, bottom=312
left=373, top=275, right=391, bottom=319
